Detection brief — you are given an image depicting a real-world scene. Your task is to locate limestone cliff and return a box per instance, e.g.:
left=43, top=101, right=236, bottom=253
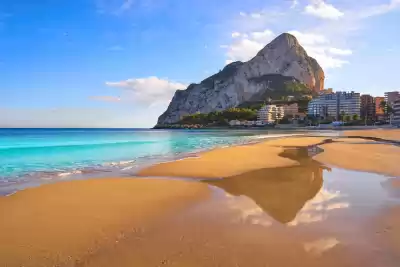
left=157, top=33, right=325, bottom=125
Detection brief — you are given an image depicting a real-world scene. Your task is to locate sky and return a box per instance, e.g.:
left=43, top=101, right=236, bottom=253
left=1, top=0, right=400, bottom=128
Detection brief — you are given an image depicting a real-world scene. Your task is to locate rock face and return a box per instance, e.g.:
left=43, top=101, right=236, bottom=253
left=157, top=33, right=325, bottom=125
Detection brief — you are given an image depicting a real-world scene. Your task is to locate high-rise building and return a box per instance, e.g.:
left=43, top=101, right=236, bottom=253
left=392, top=99, right=400, bottom=126
left=360, top=95, right=376, bottom=120
left=375, top=96, right=385, bottom=117
left=308, top=91, right=360, bottom=120
left=385, top=91, right=400, bottom=105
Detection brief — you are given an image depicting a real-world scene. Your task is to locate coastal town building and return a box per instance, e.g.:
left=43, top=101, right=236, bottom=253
left=392, top=98, right=400, bottom=126
left=375, top=96, right=385, bottom=120
left=385, top=91, right=400, bottom=105
left=319, top=88, right=333, bottom=95
left=282, top=103, right=299, bottom=116
left=257, top=105, right=284, bottom=123
left=308, top=91, right=361, bottom=119
left=360, top=95, right=376, bottom=121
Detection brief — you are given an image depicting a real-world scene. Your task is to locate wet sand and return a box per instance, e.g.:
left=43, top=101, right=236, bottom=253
left=137, top=137, right=329, bottom=178
left=0, top=178, right=210, bottom=267
left=2, top=130, right=400, bottom=266
left=314, top=141, right=400, bottom=177
left=344, top=129, right=400, bottom=141
left=138, top=133, right=400, bottom=179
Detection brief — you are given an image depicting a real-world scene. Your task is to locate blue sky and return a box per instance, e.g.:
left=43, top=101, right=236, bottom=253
left=1, top=0, right=400, bottom=128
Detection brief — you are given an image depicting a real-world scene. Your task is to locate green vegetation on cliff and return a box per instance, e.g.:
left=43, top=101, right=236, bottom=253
left=178, top=108, right=258, bottom=126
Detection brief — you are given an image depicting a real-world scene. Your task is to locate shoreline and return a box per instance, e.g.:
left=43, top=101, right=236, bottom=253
left=137, top=131, right=400, bottom=179
left=2, top=129, right=399, bottom=196
left=1, top=129, right=399, bottom=197
left=0, top=131, right=317, bottom=196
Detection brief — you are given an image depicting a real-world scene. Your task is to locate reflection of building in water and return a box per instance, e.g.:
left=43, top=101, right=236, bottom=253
left=307, top=146, right=321, bottom=157
left=206, top=148, right=328, bottom=224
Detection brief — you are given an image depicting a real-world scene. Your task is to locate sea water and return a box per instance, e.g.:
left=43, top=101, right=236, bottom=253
left=0, top=128, right=309, bottom=190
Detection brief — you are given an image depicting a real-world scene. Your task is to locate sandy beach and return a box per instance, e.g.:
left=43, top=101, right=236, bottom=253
left=137, top=136, right=329, bottom=178
left=1, top=129, right=400, bottom=266
left=343, top=129, right=400, bottom=141
left=138, top=132, right=400, bottom=178
left=0, top=178, right=210, bottom=267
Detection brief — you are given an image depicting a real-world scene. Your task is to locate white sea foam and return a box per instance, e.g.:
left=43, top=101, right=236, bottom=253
left=251, top=133, right=304, bottom=139
left=104, top=160, right=136, bottom=167
left=57, top=170, right=82, bottom=177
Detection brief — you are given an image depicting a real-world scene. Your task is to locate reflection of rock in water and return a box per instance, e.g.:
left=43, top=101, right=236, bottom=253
left=205, top=148, right=330, bottom=224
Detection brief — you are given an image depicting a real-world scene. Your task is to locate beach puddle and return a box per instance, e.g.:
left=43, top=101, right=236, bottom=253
left=76, top=147, right=400, bottom=267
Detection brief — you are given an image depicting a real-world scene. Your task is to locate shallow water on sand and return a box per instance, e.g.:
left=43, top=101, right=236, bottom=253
left=79, top=146, right=400, bottom=267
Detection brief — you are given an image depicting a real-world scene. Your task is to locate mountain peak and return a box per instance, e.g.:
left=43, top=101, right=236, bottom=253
left=273, top=32, right=298, bottom=43
left=157, top=32, right=325, bottom=125
left=256, top=32, right=301, bottom=58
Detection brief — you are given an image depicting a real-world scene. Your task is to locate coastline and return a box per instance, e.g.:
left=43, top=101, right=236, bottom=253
left=0, top=130, right=313, bottom=196
left=1, top=128, right=400, bottom=266
left=137, top=130, right=400, bottom=179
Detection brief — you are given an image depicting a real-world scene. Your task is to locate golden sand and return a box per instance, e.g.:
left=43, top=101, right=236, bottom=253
left=374, top=206, right=400, bottom=258
left=138, top=137, right=328, bottom=178
left=314, top=140, right=400, bottom=177
left=344, top=129, right=400, bottom=141
left=0, top=178, right=210, bottom=267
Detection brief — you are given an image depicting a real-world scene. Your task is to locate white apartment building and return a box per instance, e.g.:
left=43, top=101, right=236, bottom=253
left=392, top=99, right=400, bottom=126
left=308, top=91, right=361, bottom=119
left=257, top=105, right=284, bottom=123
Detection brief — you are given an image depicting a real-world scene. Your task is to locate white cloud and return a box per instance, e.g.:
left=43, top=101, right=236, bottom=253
left=239, top=11, right=247, bottom=17
left=288, top=30, right=328, bottom=45
left=304, top=0, right=344, bottom=20
left=231, top=32, right=241, bottom=38
left=291, top=0, right=299, bottom=9
left=250, top=13, right=262, bottom=19
left=106, top=76, right=188, bottom=106
left=89, top=96, right=121, bottom=102
left=329, top=47, right=353, bottom=56
left=222, top=28, right=352, bottom=69
left=223, top=38, right=265, bottom=64
left=357, top=0, right=400, bottom=18
left=250, top=29, right=274, bottom=41
left=288, top=31, right=351, bottom=69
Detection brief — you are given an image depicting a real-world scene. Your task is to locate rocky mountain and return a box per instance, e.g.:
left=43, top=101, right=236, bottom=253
left=157, top=33, right=325, bottom=125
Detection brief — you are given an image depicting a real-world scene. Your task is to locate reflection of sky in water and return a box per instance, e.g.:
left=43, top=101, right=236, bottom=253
left=288, top=188, right=349, bottom=226
left=211, top=146, right=395, bottom=230
left=220, top=168, right=392, bottom=227
left=224, top=187, right=350, bottom=228
left=224, top=193, right=273, bottom=227
left=303, top=237, right=340, bottom=255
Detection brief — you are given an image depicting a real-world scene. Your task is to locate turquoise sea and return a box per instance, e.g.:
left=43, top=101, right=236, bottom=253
left=0, top=128, right=309, bottom=194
